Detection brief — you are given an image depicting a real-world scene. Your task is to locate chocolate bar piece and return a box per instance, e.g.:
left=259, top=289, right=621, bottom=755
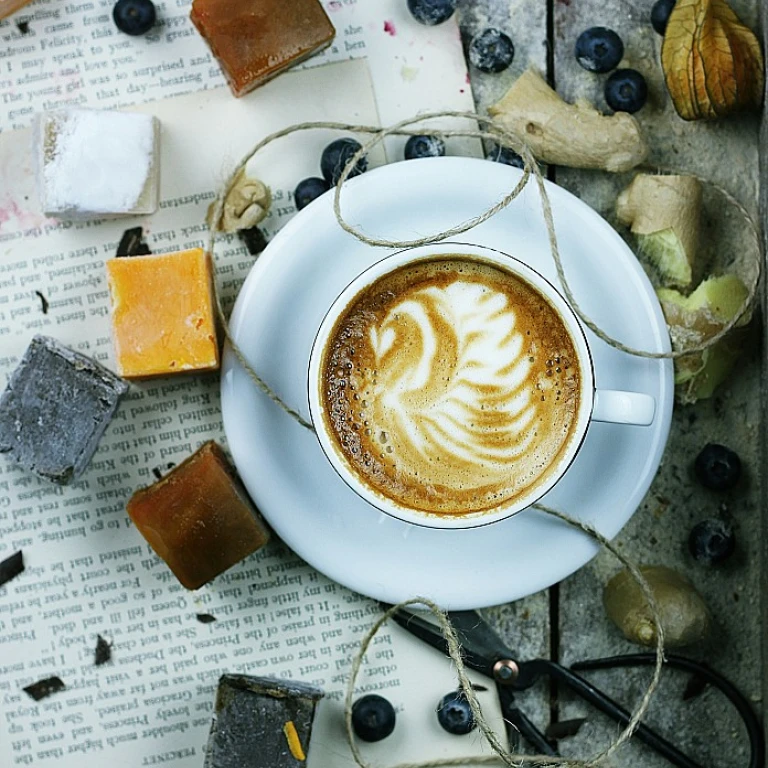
left=0, top=550, right=24, bottom=589
left=190, top=0, right=335, bottom=97
left=0, top=336, right=129, bottom=484
left=23, top=676, right=66, bottom=701
left=204, top=675, right=323, bottom=768
left=127, top=441, right=270, bottom=590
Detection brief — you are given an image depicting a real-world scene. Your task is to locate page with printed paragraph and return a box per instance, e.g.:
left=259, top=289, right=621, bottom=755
left=0, top=50, right=501, bottom=767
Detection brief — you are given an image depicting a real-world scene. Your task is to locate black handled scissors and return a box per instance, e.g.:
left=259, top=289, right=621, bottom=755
left=385, top=604, right=764, bottom=768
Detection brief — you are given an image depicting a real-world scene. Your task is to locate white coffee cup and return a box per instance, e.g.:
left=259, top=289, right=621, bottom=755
left=307, top=242, right=655, bottom=529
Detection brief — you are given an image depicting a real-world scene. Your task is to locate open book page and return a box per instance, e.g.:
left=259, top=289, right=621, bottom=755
left=0, top=19, right=503, bottom=768
left=0, top=0, right=478, bottom=151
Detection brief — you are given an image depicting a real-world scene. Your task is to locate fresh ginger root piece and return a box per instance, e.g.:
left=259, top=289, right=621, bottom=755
left=657, top=274, right=752, bottom=404
left=488, top=68, right=648, bottom=172
left=617, top=174, right=702, bottom=288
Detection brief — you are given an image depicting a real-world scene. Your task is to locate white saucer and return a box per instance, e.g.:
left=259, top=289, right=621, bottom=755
left=221, top=157, right=673, bottom=609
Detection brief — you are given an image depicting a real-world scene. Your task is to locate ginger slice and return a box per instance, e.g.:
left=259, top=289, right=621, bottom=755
left=617, top=174, right=702, bottom=289
left=657, top=274, right=751, bottom=403
left=488, top=68, right=648, bottom=172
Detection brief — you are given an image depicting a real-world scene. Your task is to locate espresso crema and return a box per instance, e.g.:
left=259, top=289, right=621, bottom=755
left=320, top=257, right=582, bottom=515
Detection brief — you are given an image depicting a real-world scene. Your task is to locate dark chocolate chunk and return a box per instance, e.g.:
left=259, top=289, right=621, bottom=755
left=34, top=291, right=49, bottom=314
left=23, top=676, right=65, bottom=701
left=196, top=613, right=217, bottom=624
left=682, top=673, right=709, bottom=701
left=116, top=226, right=152, bottom=257
left=545, top=718, right=587, bottom=740
left=0, top=550, right=24, bottom=589
left=0, top=335, right=129, bottom=484
left=94, top=634, right=112, bottom=665
left=204, top=674, right=323, bottom=768
left=238, top=227, right=268, bottom=256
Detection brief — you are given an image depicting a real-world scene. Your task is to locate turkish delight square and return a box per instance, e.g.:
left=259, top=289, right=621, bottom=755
left=204, top=675, right=324, bottom=768
left=105, top=247, right=219, bottom=379
left=127, top=441, right=270, bottom=590
left=35, top=108, right=160, bottom=219
left=190, top=0, right=335, bottom=97
left=0, top=335, right=129, bottom=484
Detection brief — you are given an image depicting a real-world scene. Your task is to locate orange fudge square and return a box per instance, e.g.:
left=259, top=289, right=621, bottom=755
left=106, top=248, right=219, bottom=379
left=128, top=441, right=270, bottom=589
left=190, top=0, right=335, bottom=97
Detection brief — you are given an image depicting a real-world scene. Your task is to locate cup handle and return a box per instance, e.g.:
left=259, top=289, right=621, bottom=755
left=592, top=389, right=656, bottom=426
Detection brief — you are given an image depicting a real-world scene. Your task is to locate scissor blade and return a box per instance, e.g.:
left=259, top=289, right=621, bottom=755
left=383, top=605, right=514, bottom=678
left=448, top=611, right=520, bottom=669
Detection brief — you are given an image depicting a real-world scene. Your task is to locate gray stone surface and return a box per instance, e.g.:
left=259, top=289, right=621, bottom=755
left=0, top=335, right=129, bottom=484
left=456, top=0, right=763, bottom=765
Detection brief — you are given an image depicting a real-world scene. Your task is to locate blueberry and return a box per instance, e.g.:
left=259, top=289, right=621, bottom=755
left=320, top=138, right=368, bottom=186
left=694, top=443, right=742, bottom=491
left=487, top=143, right=524, bottom=169
left=351, top=694, right=396, bottom=742
left=113, top=0, right=156, bottom=35
left=294, top=177, right=330, bottom=210
left=688, top=519, right=735, bottom=565
left=574, top=27, right=624, bottom=73
left=651, top=0, right=677, bottom=35
left=604, top=69, right=648, bottom=113
left=436, top=690, right=475, bottom=735
left=468, top=28, right=515, bottom=74
left=406, top=0, right=456, bottom=26
left=404, top=134, right=445, bottom=160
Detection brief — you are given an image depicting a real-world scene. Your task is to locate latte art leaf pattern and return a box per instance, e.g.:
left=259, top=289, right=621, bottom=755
left=370, top=283, right=537, bottom=474
left=321, top=259, right=581, bottom=515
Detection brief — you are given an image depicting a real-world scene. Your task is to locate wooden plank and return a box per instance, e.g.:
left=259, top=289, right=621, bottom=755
left=455, top=0, right=553, bottom=746
left=553, top=1, right=763, bottom=766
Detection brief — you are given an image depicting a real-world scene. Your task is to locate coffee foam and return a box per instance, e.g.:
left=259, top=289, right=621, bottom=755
left=321, top=258, right=581, bottom=515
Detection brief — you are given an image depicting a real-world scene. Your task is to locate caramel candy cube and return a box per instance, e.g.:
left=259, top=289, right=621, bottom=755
left=127, top=441, right=269, bottom=589
left=190, top=0, right=335, bottom=97
left=106, top=248, right=219, bottom=379
left=204, top=675, right=323, bottom=768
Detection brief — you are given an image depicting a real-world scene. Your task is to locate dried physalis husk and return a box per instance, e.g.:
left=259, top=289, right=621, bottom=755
left=661, top=0, right=764, bottom=120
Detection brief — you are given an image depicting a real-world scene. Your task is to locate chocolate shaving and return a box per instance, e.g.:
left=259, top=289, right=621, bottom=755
left=23, top=676, right=65, bottom=701
left=34, top=290, right=49, bottom=314
left=0, top=551, right=24, bottom=588
left=545, top=718, right=587, bottom=740
left=238, top=226, right=268, bottom=256
left=116, top=227, right=152, bottom=257
left=94, top=634, right=112, bottom=666
left=16, top=20, right=30, bottom=34
left=196, top=613, right=217, bottom=624
left=682, top=673, right=709, bottom=701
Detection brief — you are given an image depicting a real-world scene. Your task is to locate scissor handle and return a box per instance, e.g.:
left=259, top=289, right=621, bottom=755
left=572, top=654, right=764, bottom=768
left=518, top=659, right=705, bottom=768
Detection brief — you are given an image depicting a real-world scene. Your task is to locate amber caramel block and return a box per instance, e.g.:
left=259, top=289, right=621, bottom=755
left=106, top=248, right=219, bottom=379
left=127, top=441, right=269, bottom=589
left=190, top=0, right=335, bottom=97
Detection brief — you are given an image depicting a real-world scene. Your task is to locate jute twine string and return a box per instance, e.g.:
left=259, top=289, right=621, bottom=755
left=204, top=111, right=753, bottom=765
left=343, top=504, right=664, bottom=768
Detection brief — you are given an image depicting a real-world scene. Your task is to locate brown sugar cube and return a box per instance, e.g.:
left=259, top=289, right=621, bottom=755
left=190, top=0, right=335, bottom=97
left=127, top=441, right=269, bottom=589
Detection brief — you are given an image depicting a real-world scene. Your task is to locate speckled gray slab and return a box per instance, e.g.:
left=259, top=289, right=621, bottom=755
left=203, top=674, right=324, bottom=768
left=0, top=335, right=129, bottom=484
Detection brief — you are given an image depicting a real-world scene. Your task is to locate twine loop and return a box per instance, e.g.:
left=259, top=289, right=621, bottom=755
left=205, top=111, right=760, bottom=765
